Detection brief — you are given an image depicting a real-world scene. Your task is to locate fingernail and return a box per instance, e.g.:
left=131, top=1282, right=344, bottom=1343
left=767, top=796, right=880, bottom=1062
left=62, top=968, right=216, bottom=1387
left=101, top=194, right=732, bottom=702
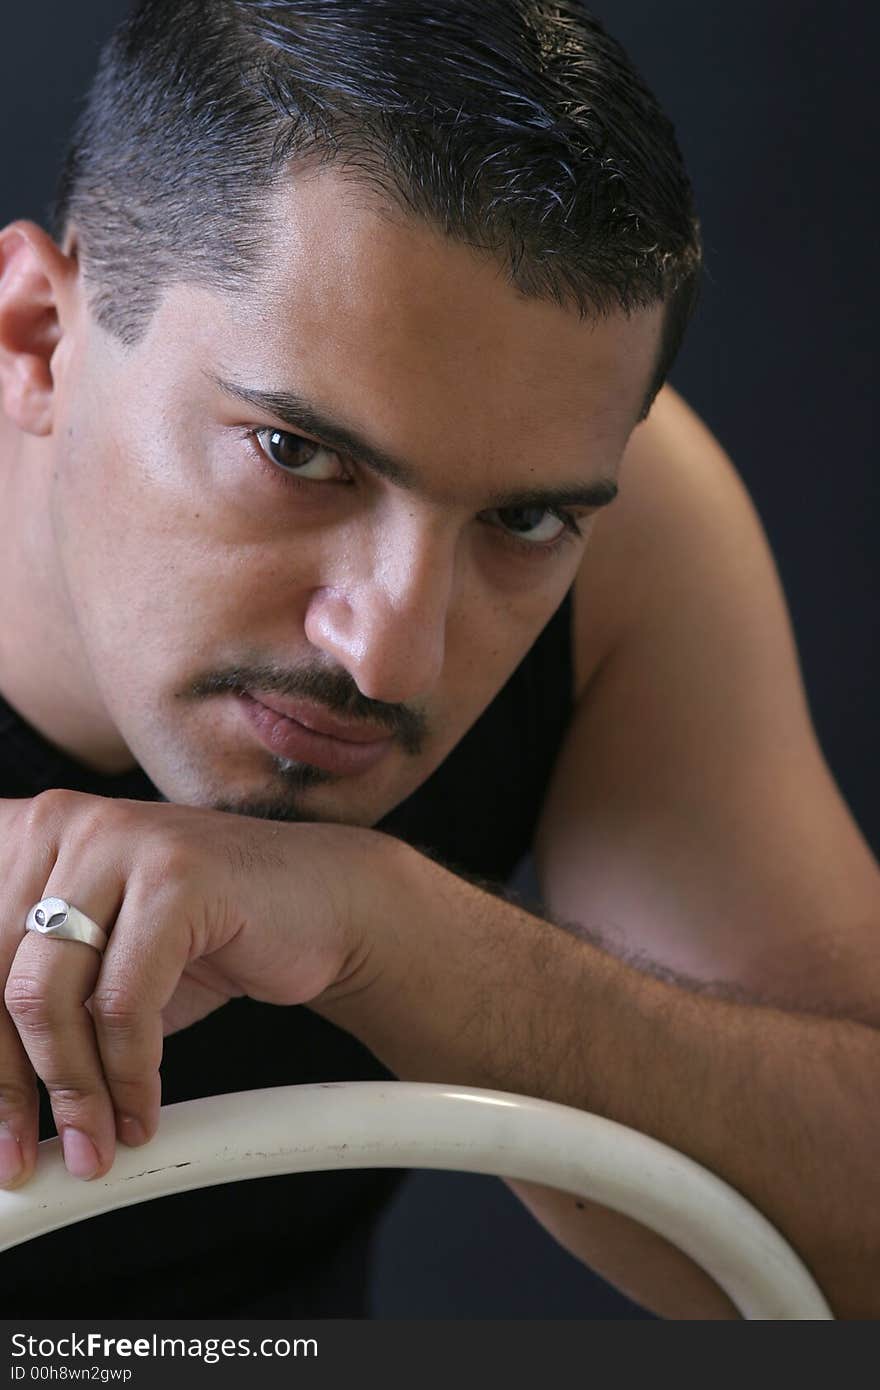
left=62, top=1128, right=101, bottom=1180
left=118, top=1115, right=147, bottom=1146
left=0, top=1122, right=23, bottom=1186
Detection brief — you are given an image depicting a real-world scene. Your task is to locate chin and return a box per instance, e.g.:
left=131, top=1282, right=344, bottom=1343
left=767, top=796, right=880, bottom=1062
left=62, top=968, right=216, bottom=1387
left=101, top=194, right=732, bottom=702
left=148, top=731, right=403, bottom=825
left=201, top=769, right=385, bottom=827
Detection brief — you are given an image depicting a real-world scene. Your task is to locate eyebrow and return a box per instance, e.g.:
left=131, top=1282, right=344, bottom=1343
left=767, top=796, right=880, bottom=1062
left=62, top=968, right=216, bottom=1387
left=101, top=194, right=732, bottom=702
left=208, top=372, right=620, bottom=512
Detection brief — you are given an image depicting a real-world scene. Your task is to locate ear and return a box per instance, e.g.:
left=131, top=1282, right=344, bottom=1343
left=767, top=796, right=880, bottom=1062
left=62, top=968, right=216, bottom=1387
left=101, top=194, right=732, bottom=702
left=0, top=220, right=81, bottom=437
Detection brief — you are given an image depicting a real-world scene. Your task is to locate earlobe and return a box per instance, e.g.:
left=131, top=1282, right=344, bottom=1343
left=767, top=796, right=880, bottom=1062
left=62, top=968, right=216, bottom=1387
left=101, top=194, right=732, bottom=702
left=0, top=220, right=76, bottom=437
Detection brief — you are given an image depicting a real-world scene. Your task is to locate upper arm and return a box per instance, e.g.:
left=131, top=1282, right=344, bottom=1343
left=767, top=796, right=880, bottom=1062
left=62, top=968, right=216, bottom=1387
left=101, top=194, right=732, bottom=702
left=534, top=386, right=880, bottom=1022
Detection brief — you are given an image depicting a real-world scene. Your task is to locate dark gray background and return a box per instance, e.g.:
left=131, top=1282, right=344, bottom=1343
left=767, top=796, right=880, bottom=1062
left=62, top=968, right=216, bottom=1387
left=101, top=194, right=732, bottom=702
left=1, top=2, right=876, bottom=1319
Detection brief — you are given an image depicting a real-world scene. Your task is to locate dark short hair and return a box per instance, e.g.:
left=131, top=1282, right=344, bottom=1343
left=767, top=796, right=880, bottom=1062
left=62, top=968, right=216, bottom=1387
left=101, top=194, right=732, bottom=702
left=51, top=0, right=702, bottom=416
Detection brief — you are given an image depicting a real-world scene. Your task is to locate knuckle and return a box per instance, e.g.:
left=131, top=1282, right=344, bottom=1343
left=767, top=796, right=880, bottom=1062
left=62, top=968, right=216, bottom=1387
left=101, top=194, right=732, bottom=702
left=4, top=975, right=51, bottom=1025
left=90, top=987, right=142, bottom=1032
left=0, top=1081, right=35, bottom=1115
left=140, top=839, right=195, bottom=891
left=48, top=1084, right=98, bottom=1110
left=24, top=787, right=78, bottom=829
left=22, top=789, right=135, bottom=855
left=70, top=797, right=118, bottom=843
left=67, top=795, right=135, bottom=856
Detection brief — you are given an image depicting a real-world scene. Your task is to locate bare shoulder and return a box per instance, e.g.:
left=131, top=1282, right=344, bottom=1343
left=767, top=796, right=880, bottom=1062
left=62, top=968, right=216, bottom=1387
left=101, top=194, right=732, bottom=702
left=571, top=383, right=770, bottom=699
left=540, top=384, right=880, bottom=1012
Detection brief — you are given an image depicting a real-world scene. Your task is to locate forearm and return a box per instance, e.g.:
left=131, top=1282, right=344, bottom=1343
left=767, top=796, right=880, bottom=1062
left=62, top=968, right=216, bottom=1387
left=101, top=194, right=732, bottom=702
left=314, top=833, right=880, bottom=1319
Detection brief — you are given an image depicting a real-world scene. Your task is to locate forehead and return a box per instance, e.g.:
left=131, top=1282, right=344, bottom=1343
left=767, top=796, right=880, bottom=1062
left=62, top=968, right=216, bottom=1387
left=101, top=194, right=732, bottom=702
left=154, top=170, right=663, bottom=494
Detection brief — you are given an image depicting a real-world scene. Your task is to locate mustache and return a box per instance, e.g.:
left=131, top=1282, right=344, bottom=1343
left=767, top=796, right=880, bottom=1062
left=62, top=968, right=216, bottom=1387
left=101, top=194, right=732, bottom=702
left=186, top=663, right=428, bottom=756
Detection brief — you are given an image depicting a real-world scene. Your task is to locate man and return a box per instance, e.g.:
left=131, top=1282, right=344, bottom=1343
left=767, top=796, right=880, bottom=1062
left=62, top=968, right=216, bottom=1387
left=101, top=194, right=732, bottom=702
left=0, top=0, right=877, bottom=1320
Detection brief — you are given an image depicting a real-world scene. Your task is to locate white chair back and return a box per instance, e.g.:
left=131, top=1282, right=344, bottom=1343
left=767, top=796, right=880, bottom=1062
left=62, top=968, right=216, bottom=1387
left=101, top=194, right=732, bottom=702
left=0, top=1081, right=833, bottom=1320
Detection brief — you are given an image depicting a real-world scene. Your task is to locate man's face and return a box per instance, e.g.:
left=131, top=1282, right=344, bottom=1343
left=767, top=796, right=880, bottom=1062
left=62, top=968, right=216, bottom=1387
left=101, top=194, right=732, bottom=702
left=38, top=171, right=661, bottom=826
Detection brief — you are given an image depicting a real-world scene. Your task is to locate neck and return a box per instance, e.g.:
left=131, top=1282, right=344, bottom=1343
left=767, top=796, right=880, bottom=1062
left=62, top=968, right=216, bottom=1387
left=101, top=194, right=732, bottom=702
left=0, top=412, right=137, bottom=775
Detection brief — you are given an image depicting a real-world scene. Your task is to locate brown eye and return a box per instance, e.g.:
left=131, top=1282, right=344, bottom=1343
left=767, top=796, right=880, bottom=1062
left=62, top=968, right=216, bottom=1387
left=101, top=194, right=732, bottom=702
left=490, top=505, right=568, bottom=544
left=256, top=428, right=347, bottom=481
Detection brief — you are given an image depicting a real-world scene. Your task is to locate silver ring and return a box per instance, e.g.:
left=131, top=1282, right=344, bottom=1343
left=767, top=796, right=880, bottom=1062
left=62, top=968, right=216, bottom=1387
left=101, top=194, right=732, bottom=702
left=24, top=898, right=108, bottom=954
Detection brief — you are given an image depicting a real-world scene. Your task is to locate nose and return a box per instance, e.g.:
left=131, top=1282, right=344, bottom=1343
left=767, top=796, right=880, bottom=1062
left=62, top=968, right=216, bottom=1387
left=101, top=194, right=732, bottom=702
left=303, top=517, right=455, bottom=704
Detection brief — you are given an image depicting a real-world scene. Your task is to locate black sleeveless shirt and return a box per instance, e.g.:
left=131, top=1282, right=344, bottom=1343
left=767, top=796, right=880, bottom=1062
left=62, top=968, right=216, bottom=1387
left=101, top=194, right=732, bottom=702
left=0, top=593, right=573, bottom=1317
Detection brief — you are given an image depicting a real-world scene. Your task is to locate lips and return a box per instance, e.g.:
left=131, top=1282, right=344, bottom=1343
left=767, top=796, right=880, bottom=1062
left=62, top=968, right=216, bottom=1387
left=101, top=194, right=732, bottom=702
left=245, top=691, right=390, bottom=743
left=237, top=692, right=393, bottom=776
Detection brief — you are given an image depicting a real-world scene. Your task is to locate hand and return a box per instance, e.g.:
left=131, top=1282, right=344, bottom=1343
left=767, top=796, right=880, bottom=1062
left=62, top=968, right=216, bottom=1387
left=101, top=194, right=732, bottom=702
left=0, top=788, right=377, bottom=1188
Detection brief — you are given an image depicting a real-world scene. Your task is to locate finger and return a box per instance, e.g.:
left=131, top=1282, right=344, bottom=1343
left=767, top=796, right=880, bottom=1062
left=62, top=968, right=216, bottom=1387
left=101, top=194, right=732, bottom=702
left=91, top=873, right=191, bottom=1145
left=0, top=797, right=57, bottom=1185
left=6, top=881, right=123, bottom=1181
left=0, top=908, right=38, bottom=1190
left=0, top=1007, right=39, bottom=1190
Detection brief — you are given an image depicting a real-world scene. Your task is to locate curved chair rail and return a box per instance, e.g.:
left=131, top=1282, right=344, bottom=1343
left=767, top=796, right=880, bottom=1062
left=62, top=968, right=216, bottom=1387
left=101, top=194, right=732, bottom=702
left=0, top=1081, right=833, bottom=1319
